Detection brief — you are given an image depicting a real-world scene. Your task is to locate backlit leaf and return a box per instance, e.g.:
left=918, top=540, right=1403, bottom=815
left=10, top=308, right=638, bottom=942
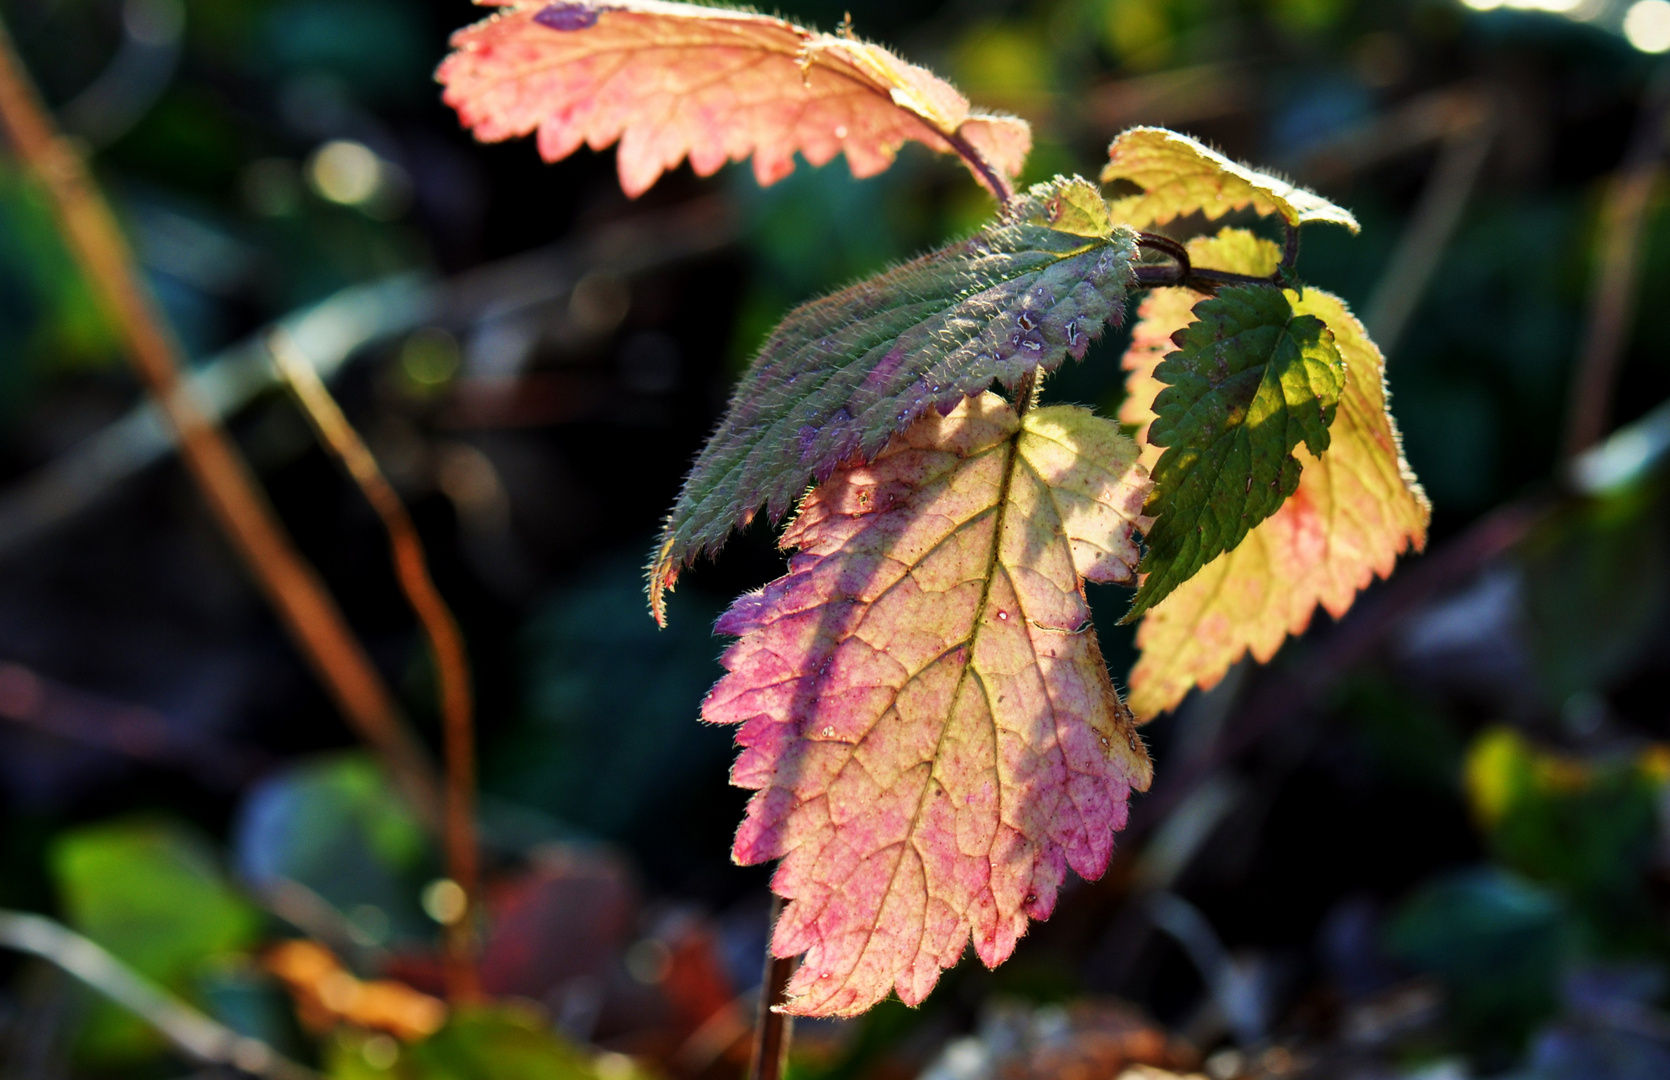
left=1101, top=127, right=1359, bottom=233
left=1122, top=230, right=1428, bottom=717
left=438, top=0, right=1030, bottom=198
left=1125, top=283, right=1346, bottom=621
left=705, top=392, right=1153, bottom=1017
left=649, top=178, right=1138, bottom=623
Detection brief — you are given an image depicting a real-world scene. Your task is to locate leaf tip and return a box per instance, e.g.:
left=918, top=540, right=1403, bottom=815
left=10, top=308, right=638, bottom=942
left=645, top=535, right=678, bottom=627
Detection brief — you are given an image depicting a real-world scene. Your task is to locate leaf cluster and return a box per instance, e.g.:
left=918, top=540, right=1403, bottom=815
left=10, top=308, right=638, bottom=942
left=437, top=0, right=1429, bottom=1021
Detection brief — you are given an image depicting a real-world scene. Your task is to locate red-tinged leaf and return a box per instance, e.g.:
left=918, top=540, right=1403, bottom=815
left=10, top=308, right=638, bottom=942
left=1120, top=230, right=1429, bottom=718
left=705, top=392, right=1153, bottom=1017
left=438, top=0, right=1030, bottom=198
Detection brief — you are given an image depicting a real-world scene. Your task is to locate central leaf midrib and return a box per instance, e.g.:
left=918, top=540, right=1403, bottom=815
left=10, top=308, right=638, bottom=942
left=844, top=424, right=1025, bottom=986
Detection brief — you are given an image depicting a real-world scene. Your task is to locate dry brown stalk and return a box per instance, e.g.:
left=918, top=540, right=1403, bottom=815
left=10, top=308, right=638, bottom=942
left=0, top=18, right=442, bottom=828
left=269, top=329, right=481, bottom=1000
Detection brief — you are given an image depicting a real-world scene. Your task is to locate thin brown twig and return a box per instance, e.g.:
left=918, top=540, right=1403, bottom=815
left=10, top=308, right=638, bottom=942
left=0, top=19, right=443, bottom=828
left=1133, top=232, right=1281, bottom=293
left=0, top=910, right=321, bottom=1080
left=268, top=329, right=481, bottom=1002
left=749, top=897, right=797, bottom=1080
left=1363, top=95, right=1496, bottom=358
left=1562, top=64, right=1670, bottom=458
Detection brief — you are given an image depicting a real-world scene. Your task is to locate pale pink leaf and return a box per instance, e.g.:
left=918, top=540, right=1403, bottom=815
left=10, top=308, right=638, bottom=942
left=438, top=0, right=1030, bottom=198
left=706, top=393, right=1153, bottom=1017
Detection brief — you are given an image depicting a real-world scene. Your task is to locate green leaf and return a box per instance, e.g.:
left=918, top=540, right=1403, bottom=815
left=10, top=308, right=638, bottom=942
left=1124, top=284, right=1345, bottom=621
left=233, top=753, right=433, bottom=946
left=51, top=819, right=261, bottom=1062
left=649, top=175, right=1137, bottom=623
left=330, top=1003, right=611, bottom=1080
left=1101, top=126, right=1359, bottom=233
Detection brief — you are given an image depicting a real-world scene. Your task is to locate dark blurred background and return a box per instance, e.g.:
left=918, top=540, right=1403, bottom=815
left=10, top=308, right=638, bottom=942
left=0, top=0, right=1669, bottom=1078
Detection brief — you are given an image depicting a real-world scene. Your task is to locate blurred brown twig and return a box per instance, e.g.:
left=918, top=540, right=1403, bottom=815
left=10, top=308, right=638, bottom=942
left=269, top=328, right=481, bottom=1001
left=749, top=897, right=796, bottom=1080
left=0, top=17, right=443, bottom=830
left=1563, top=64, right=1670, bottom=458
left=0, top=910, right=320, bottom=1080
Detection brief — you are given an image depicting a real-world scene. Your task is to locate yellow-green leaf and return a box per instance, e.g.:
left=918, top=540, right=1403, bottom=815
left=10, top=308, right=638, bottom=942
left=1122, top=230, right=1428, bottom=717
left=1125, top=283, right=1347, bottom=621
left=1102, top=126, right=1359, bottom=233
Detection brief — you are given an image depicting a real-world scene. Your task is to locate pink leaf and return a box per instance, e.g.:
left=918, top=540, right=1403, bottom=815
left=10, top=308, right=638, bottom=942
left=438, top=0, right=1030, bottom=198
left=706, top=393, right=1153, bottom=1017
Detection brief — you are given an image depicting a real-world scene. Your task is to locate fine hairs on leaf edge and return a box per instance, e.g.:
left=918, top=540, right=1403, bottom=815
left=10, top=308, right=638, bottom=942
left=647, top=177, right=1139, bottom=625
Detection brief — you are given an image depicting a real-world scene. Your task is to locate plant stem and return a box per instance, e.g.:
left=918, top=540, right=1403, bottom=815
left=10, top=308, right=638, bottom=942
left=1012, top=367, right=1041, bottom=418
left=749, top=897, right=797, bottom=1080
left=0, top=18, right=443, bottom=830
left=1363, top=101, right=1495, bottom=358
left=1134, top=233, right=1284, bottom=293
left=0, top=910, right=321, bottom=1080
left=1562, top=62, right=1670, bottom=458
left=944, top=129, right=1015, bottom=205
left=268, top=330, right=481, bottom=1001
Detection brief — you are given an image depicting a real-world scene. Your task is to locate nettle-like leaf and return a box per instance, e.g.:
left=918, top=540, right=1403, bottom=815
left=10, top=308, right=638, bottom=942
left=649, top=178, right=1138, bottom=623
left=1124, top=283, right=1347, bottom=621
left=1121, top=230, right=1430, bottom=716
left=1102, top=127, right=1359, bottom=233
left=439, top=0, right=1030, bottom=198
left=705, top=392, right=1153, bottom=1017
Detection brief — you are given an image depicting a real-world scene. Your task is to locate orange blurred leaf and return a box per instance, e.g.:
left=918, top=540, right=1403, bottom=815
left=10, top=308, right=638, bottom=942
left=266, top=940, right=447, bottom=1042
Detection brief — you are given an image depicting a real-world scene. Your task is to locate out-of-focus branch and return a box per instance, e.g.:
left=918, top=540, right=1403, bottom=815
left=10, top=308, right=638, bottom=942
left=0, top=661, right=268, bottom=786
left=268, top=329, right=480, bottom=1002
left=0, top=197, right=734, bottom=560
left=0, top=17, right=443, bottom=830
left=1562, top=65, right=1670, bottom=458
left=1363, top=93, right=1496, bottom=357
left=0, top=910, right=320, bottom=1080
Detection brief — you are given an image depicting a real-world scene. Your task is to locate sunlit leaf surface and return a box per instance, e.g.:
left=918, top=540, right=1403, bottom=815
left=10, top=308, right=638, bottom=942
left=1102, top=126, right=1360, bottom=233
left=1123, top=231, right=1428, bottom=717
left=439, top=0, right=1030, bottom=197
left=706, top=393, right=1152, bottom=1016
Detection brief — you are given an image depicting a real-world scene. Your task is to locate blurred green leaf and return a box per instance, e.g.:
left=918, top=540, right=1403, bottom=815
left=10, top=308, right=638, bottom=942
left=50, top=818, right=262, bottom=1061
left=233, top=753, right=434, bottom=946
left=328, top=1004, right=608, bottom=1080
left=1464, top=728, right=1665, bottom=946
left=0, top=164, right=121, bottom=373
left=1520, top=482, right=1670, bottom=704
left=1387, top=867, right=1569, bottom=1054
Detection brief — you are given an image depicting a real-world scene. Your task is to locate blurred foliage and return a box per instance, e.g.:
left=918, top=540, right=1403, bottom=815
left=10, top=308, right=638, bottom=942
left=51, top=819, right=262, bottom=1060
left=1465, top=728, right=1667, bottom=949
left=233, top=753, right=435, bottom=945
left=1386, top=868, right=1570, bottom=1054
left=327, top=1004, right=606, bottom=1080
